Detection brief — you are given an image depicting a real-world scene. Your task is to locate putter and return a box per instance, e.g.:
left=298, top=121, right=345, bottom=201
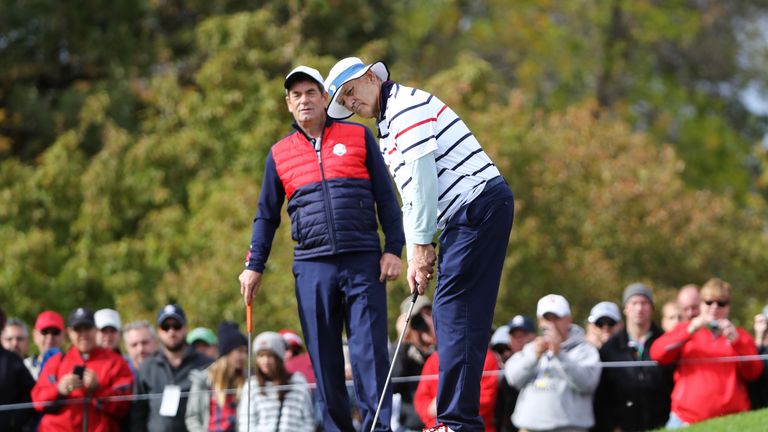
left=246, top=302, right=253, bottom=432
left=370, top=289, right=420, bottom=432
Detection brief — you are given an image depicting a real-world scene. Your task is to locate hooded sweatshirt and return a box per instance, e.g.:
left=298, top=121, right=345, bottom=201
left=505, top=324, right=601, bottom=431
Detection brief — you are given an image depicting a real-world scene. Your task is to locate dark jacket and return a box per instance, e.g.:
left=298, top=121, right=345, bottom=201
left=246, top=119, right=404, bottom=270
left=593, top=323, right=673, bottom=432
left=747, top=345, right=768, bottom=410
left=131, top=347, right=212, bottom=432
left=0, top=347, right=36, bottom=431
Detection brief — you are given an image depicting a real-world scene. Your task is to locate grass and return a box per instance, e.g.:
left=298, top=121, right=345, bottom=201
left=652, top=409, right=768, bottom=431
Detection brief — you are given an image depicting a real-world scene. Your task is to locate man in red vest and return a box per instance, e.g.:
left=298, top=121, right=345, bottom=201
left=238, top=66, right=405, bottom=432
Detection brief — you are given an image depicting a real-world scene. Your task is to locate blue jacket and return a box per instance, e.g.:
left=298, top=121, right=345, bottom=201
left=246, top=119, right=404, bottom=270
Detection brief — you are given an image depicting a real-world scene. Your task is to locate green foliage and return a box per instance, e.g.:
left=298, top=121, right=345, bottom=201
left=1, top=2, right=768, bottom=338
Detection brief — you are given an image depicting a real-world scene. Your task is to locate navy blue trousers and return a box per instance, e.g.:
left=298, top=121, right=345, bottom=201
left=434, top=177, right=514, bottom=431
left=294, top=252, right=392, bottom=432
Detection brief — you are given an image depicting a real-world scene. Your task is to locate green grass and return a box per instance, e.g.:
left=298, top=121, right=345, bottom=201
left=652, top=409, right=768, bottom=431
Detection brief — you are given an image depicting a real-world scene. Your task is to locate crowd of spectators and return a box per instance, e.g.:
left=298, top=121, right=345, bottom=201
left=2, top=276, right=768, bottom=431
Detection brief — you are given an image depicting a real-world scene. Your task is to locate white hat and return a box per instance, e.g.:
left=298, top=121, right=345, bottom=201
left=253, top=331, right=286, bottom=359
left=284, top=65, right=325, bottom=93
left=490, top=325, right=510, bottom=346
left=536, top=294, right=571, bottom=318
left=94, top=308, right=122, bottom=331
left=587, top=301, right=621, bottom=324
left=324, top=57, right=389, bottom=119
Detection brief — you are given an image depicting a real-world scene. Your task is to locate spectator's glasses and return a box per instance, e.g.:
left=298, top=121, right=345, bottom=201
left=703, top=299, right=730, bottom=307
left=40, top=328, right=61, bottom=336
left=160, top=322, right=183, bottom=331
left=595, top=318, right=617, bottom=328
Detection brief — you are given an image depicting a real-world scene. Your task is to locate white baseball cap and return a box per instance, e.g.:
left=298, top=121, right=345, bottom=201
left=324, top=57, right=389, bottom=119
left=587, top=301, right=621, bottom=323
left=536, top=294, right=571, bottom=318
left=284, top=66, right=325, bottom=93
left=94, top=308, right=122, bottom=331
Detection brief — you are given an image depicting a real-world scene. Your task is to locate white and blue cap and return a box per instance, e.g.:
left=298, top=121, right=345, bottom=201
left=324, top=57, right=389, bottom=119
left=284, top=65, right=325, bottom=94
left=156, top=304, right=187, bottom=326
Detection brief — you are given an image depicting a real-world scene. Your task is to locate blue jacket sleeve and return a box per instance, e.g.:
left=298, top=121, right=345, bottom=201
left=245, top=151, right=285, bottom=272
left=364, top=127, right=405, bottom=257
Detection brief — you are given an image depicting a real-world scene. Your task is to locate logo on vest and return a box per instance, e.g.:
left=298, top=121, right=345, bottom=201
left=333, top=143, right=347, bottom=156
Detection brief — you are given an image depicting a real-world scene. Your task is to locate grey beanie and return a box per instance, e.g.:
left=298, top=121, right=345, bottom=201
left=253, top=331, right=286, bottom=359
left=622, top=282, right=654, bottom=307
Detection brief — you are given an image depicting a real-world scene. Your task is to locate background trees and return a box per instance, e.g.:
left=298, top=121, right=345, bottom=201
left=2, top=1, right=767, bottom=333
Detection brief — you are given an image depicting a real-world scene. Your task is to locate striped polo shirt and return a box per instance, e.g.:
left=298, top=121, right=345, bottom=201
left=377, top=83, right=501, bottom=228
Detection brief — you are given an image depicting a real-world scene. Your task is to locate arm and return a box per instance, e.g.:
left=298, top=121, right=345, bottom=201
left=245, top=152, right=285, bottom=272
left=731, top=328, right=764, bottom=381
left=364, top=127, right=405, bottom=258
left=503, top=345, right=540, bottom=390
left=91, top=357, right=134, bottom=419
left=31, top=352, right=64, bottom=412
left=650, top=322, right=693, bottom=364
left=129, top=365, right=149, bottom=432
left=550, top=343, right=602, bottom=393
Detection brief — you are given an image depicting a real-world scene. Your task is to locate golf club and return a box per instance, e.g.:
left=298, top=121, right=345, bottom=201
left=370, top=289, right=420, bottom=432
left=246, top=301, right=253, bottom=432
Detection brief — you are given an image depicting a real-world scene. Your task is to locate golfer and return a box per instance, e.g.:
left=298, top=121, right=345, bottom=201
left=325, top=57, right=514, bottom=431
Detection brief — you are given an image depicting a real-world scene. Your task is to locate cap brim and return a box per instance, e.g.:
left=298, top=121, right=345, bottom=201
left=327, top=61, right=389, bottom=119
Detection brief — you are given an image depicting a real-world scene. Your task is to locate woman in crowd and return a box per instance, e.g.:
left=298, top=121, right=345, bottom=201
left=238, top=331, right=314, bottom=431
left=650, top=278, right=763, bottom=428
left=186, top=321, right=248, bottom=432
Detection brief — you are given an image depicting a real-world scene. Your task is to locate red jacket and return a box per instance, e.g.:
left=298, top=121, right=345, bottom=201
left=32, top=346, right=133, bottom=432
left=650, top=321, right=763, bottom=424
left=414, top=350, right=498, bottom=431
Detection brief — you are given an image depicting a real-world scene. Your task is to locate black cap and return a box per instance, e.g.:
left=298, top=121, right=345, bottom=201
left=507, top=315, right=536, bottom=334
left=156, top=304, right=187, bottom=326
left=68, top=308, right=95, bottom=328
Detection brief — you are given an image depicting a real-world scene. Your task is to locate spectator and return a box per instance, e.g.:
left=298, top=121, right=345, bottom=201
left=187, top=327, right=218, bottom=359
left=31, top=307, right=133, bottom=431
left=747, top=306, right=768, bottom=409
left=0, top=307, right=36, bottom=431
left=391, top=295, right=436, bottom=432
left=131, top=304, right=212, bottom=432
left=2, top=317, right=30, bottom=358
left=677, top=284, right=701, bottom=321
left=186, top=322, right=248, bottom=432
left=495, top=315, right=536, bottom=432
left=505, top=294, right=601, bottom=432
left=95, top=308, right=123, bottom=353
left=661, top=300, right=682, bottom=333
left=593, top=283, right=673, bottom=431
left=279, top=329, right=316, bottom=384
left=25, top=310, right=65, bottom=379
left=584, top=301, right=622, bottom=349
left=414, top=349, right=499, bottom=431
left=238, top=331, right=314, bottom=431
left=651, top=278, right=763, bottom=427
left=490, top=325, right=512, bottom=364
left=122, top=320, right=158, bottom=375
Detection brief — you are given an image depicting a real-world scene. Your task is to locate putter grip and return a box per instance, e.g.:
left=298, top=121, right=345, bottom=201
left=246, top=304, right=253, bottom=332
left=411, top=289, right=419, bottom=302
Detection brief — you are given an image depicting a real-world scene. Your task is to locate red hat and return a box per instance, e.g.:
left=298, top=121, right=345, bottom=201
left=278, top=329, right=304, bottom=349
left=35, top=310, right=64, bottom=331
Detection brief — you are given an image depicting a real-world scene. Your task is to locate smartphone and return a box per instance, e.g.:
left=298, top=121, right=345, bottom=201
left=73, top=365, right=85, bottom=379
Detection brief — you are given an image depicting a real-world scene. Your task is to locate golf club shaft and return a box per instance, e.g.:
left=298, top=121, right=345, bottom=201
left=370, top=289, right=419, bottom=432
left=246, top=302, right=253, bottom=432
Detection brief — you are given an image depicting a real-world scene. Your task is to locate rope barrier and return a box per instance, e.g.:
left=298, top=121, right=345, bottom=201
left=2, top=352, right=766, bottom=413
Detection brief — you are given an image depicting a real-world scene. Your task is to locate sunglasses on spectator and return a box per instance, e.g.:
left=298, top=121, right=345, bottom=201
left=40, top=328, right=61, bottom=336
left=703, top=299, right=729, bottom=307
left=160, top=322, right=183, bottom=331
left=595, top=318, right=617, bottom=328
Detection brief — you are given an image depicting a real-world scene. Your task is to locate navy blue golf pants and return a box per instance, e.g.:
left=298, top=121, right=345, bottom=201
left=434, top=177, right=514, bottom=431
left=294, top=251, right=392, bottom=432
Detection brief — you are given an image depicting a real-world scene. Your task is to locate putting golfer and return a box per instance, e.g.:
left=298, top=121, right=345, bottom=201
left=238, top=66, right=404, bottom=432
left=325, top=58, right=514, bottom=432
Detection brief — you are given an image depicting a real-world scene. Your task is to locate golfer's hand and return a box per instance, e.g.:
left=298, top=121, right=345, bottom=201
left=239, top=269, right=263, bottom=305
left=379, top=252, right=402, bottom=282
left=407, top=244, right=436, bottom=294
